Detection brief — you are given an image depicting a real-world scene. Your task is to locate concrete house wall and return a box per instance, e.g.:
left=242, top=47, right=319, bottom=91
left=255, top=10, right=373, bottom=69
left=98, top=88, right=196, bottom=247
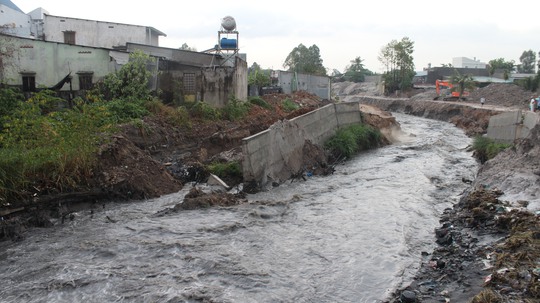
left=127, top=43, right=248, bottom=107
left=43, top=14, right=164, bottom=49
left=0, top=34, right=116, bottom=91
left=275, top=70, right=331, bottom=100
left=0, top=1, right=31, bottom=37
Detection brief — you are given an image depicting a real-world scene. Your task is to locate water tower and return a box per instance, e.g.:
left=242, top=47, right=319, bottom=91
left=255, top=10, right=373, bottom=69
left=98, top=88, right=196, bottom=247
left=217, top=16, right=239, bottom=65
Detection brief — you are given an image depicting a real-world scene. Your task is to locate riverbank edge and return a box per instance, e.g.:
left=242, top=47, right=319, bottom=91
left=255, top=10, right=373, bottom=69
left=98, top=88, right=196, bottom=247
left=359, top=98, right=540, bottom=302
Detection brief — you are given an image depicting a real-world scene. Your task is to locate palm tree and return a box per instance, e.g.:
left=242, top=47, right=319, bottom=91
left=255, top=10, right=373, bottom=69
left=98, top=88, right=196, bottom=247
left=450, top=70, right=475, bottom=100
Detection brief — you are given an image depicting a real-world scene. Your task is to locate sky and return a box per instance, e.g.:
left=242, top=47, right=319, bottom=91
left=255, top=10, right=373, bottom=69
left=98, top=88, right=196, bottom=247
left=14, top=0, right=540, bottom=73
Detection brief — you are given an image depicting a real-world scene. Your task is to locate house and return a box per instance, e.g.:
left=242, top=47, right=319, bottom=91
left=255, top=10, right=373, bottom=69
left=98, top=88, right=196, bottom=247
left=126, top=43, right=248, bottom=108
left=0, top=33, right=123, bottom=97
left=1, top=2, right=247, bottom=107
left=0, top=0, right=31, bottom=37
left=1, top=1, right=165, bottom=48
left=41, top=14, right=166, bottom=49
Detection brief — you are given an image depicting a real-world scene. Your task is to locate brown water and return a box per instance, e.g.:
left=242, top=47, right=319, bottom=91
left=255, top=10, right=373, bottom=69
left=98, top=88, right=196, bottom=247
left=0, top=113, right=478, bottom=302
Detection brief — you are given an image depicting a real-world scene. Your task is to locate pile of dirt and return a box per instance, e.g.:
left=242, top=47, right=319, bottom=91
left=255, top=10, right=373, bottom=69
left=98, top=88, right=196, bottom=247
left=467, top=83, right=535, bottom=108
left=332, top=81, right=382, bottom=98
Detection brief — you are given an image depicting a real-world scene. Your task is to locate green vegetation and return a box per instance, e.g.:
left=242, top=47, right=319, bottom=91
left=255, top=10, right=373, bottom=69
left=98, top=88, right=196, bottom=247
left=281, top=98, right=299, bottom=112
left=222, top=97, right=251, bottom=121
left=472, top=136, right=512, bottom=164
left=248, top=62, right=271, bottom=87
left=283, top=43, right=326, bottom=76
left=249, top=96, right=272, bottom=110
left=324, top=124, right=383, bottom=159
left=0, top=51, right=164, bottom=205
left=207, top=161, right=242, bottom=180
left=0, top=95, right=112, bottom=205
left=378, top=37, right=415, bottom=95
left=189, top=101, right=222, bottom=120
left=488, top=58, right=515, bottom=80
left=342, top=56, right=374, bottom=83
left=450, top=70, right=475, bottom=99
left=518, top=49, right=536, bottom=74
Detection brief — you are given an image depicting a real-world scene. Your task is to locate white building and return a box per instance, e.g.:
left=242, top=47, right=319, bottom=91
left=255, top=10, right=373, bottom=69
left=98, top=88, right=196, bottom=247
left=0, top=0, right=31, bottom=37
left=452, top=57, right=487, bottom=69
left=42, top=14, right=165, bottom=49
left=0, top=0, right=166, bottom=48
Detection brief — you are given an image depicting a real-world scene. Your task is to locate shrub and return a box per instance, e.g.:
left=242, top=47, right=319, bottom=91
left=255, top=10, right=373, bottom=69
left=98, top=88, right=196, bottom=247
left=324, top=124, right=383, bottom=159
left=472, top=135, right=511, bottom=163
left=189, top=101, right=221, bottom=120
left=0, top=86, right=24, bottom=118
left=103, top=98, right=149, bottom=124
left=222, top=97, right=251, bottom=121
left=102, top=50, right=154, bottom=100
left=281, top=98, right=300, bottom=112
left=208, top=161, right=242, bottom=180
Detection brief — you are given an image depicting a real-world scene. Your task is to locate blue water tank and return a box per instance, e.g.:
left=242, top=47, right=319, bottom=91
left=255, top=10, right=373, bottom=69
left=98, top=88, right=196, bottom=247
left=220, top=38, right=237, bottom=49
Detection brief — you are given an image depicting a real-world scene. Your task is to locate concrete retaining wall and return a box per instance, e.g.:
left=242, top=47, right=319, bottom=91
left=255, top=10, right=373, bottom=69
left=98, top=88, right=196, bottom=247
left=486, top=110, right=540, bottom=143
left=242, top=102, right=363, bottom=186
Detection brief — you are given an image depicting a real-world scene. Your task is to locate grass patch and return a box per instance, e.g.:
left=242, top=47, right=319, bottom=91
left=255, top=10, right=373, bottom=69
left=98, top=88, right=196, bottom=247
left=207, top=161, right=242, bottom=180
left=472, top=136, right=512, bottom=163
left=281, top=98, right=300, bottom=112
left=324, top=124, right=383, bottom=159
left=249, top=96, right=272, bottom=110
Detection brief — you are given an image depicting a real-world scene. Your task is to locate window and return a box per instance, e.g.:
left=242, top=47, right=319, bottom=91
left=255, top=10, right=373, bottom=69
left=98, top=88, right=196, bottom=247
left=64, top=31, right=76, bottom=45
left=77, top=72, right=93, bottom=90
left=183, top=73, right=195, bottom=94
left=21, top=74, right=36, bottom=92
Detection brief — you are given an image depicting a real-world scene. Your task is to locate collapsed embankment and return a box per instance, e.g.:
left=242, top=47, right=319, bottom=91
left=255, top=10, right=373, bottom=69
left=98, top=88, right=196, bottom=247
left=345, top=95, right=501, bottom=137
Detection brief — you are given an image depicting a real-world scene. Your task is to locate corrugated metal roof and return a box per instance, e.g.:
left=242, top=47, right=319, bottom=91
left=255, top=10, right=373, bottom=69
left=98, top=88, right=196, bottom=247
left=472, top=76, right=513, bottom=83
left=0, top=0, right=24, bottom=13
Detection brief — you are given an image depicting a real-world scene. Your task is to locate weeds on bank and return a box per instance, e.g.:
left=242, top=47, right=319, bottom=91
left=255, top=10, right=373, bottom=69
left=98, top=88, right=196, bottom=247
left=324, top=124, right=383, bottom=159
left=222, top=97, right=251, bottom=121
left=248, top=96, right=272, bottom=110
left=282, top=98, right=299, bottom=112
left=0, top=93, right=114, bottom=205
left=472, top=136, right=511, bottom=164
left=207, top=161, right=242, bottom=180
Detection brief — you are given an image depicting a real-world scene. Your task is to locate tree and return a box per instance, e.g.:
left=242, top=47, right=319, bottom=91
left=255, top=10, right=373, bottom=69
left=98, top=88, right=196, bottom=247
left=102, top=50, right=155, bottom=100
left=343, top=57, right=373, bottom=83
left=518, top=50, right=536, bottom=73
left=488, top=58, right=515, bottom=78
left=248, top=62, right=271, bottom=87
left=283, top=44, right=326, bottom=76
left=450, top=70, right=475, bottom=100
left=179, top=43, right=197, bottom=51
left=378, top=37, right=415, bottom=94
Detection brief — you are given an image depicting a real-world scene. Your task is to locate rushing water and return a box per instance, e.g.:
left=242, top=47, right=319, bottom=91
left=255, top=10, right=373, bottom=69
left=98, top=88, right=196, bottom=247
left=0, top=113, right=478, bottom=303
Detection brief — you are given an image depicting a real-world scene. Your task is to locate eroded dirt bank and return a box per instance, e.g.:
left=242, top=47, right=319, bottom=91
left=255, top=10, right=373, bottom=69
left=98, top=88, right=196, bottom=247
left=333, top=82, right=540, bottom=302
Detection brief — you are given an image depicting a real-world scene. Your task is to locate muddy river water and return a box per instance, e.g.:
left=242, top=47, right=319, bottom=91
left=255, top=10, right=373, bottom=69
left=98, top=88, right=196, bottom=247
left=0, top=113, right=479, bottom=302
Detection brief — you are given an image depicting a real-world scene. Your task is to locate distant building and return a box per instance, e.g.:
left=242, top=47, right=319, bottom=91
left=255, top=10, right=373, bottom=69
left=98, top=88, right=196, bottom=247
left=0, top=1, right=165, bottom=48
left=0, top=0, right=32, bottom=37
left=42, top=14, right=166, bottom=49
left=452, top=57, right=487, bottom=69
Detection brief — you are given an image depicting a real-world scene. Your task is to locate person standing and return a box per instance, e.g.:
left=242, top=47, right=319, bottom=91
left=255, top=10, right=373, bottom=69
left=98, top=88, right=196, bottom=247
left=530, top=97, right=537, bottom=112
left=480, top=97, right=485, bottom=106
